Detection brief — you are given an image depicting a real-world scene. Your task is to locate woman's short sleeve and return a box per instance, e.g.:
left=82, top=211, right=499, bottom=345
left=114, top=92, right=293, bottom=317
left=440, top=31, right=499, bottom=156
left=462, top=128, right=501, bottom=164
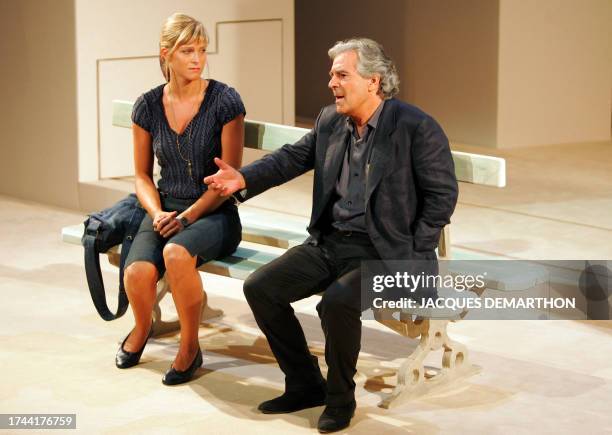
left=218, top=86, right=246, bottom=125
left=131, top=95, right=152, bottom=132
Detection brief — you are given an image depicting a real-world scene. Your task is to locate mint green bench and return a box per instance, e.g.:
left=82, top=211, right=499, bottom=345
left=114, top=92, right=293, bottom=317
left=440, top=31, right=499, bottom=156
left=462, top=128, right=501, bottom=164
left=62, top=100, right=520, bottom=408
left=112, top=100, right=506, bottom=258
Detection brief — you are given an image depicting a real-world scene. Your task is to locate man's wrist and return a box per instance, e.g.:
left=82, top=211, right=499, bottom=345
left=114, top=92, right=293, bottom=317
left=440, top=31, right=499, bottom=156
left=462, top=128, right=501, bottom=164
left=232, top=188, right=248, bottom=204
left=238, top=169, right=247, bottom=190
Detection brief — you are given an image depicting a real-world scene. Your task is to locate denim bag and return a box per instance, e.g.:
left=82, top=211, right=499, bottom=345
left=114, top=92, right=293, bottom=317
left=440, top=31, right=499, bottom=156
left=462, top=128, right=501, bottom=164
left=81, top=194, right=146, bottom=321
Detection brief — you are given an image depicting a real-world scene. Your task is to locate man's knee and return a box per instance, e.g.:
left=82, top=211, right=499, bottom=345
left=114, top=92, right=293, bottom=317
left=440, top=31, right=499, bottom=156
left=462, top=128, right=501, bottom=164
left=317, top=283, right=358, bottom=319
left=243, top=268, right=270, bottom=303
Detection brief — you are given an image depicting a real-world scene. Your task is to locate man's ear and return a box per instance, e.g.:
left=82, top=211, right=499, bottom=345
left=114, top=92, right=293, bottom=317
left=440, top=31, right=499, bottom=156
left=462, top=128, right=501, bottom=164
left=369, top=74, right=381, bottom=93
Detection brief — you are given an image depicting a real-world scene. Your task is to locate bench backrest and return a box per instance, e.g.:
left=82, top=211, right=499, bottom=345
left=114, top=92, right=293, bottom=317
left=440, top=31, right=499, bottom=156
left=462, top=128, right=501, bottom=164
left=112, top=99, right=505, bottom=188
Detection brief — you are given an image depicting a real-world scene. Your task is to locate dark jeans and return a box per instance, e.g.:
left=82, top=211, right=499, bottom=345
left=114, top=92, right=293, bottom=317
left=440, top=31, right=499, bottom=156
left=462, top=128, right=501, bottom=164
left=243, top=230, right=379, bottom=407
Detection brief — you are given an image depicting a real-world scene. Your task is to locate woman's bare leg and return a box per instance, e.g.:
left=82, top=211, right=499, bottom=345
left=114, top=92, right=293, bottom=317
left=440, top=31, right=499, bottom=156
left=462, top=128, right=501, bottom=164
left=123, top=262, right=158, bottom=351
left=163, top=243, right=204, bottom=371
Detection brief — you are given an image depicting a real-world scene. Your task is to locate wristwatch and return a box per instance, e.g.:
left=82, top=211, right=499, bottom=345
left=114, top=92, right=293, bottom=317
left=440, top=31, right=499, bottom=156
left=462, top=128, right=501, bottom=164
left=178, top=216, right=190, bottom=228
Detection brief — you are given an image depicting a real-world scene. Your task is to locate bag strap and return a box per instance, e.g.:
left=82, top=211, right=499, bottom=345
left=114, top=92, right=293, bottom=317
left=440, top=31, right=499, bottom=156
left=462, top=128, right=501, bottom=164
left=118, top=234, right=134, bottom=293
left=83, top=225, right=129, bottom=321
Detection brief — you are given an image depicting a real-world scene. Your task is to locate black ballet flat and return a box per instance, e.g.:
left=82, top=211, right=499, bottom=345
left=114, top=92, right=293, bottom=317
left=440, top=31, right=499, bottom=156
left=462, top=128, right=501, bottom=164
left=115, top=325, right=153, bottom=369
left=162, top=348, right=203, bottom=385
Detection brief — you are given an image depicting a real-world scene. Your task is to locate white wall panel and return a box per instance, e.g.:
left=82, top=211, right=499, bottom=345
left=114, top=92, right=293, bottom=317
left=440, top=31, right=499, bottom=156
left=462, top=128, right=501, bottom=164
left=98, top=58, right=161, bottom=178
left=76, top=0, right=294, bottom=181
left=210, top=21, right=284, bottom=123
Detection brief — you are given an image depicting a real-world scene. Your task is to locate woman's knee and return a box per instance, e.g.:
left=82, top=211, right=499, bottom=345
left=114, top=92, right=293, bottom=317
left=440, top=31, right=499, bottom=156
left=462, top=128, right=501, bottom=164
left=163, top=243, right=194, bottom=273
left=124, top=261, right=158, bottom=290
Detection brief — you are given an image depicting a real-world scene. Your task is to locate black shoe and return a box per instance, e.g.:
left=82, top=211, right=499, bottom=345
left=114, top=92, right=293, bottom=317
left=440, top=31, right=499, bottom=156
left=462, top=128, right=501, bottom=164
left=258, top=385, right=327, bottom=414
left=317, top=401, right=356, bottom=433
left=115, top=325, right=153, bottom=369
left=162, top=348, right=203, bottom=386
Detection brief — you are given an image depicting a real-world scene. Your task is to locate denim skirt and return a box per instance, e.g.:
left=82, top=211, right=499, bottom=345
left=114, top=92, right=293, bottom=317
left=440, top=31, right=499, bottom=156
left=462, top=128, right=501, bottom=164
left=124, top=194, right=242, bottom=277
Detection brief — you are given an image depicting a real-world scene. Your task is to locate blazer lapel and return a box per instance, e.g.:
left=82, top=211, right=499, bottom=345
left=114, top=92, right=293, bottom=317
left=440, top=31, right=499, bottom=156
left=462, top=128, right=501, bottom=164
left=322, top=121, right=349, bottom=195
left=365, top=100, right=396, bottom=206
left=310, top=120, right=348, bottom=227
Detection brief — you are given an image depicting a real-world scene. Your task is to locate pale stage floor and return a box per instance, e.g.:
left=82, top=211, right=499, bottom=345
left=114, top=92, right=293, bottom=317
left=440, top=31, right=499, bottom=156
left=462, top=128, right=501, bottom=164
left=0, top=139, right=611, bottom=434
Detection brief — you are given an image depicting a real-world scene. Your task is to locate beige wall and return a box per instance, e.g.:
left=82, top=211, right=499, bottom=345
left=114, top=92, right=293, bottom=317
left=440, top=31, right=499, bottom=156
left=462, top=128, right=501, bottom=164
left=295, top=0, right=409, bottom=121
left=76, top=0, right=295, bottom=181
left=295, top=0, right=498, bottom=146
left=1, top=1, right=610, bottom=209
left=0, top=0, right=79, bottom=209
left=404, top=0, right=499, bottom=147
left=0, top=0, right=295, bottom=210
left=296, top=0, right=610, bottom=148
left=497, top=0, right=611, bottom=147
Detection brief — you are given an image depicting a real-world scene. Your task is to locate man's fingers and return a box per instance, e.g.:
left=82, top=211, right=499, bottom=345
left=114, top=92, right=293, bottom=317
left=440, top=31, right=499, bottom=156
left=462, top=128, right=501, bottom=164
left=207, top=182, right=225, bottom=191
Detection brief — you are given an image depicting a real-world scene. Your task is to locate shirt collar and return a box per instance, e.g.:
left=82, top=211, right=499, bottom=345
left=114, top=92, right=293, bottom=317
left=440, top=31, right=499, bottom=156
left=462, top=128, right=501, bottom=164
left=346, top=100, right=385, bottom=136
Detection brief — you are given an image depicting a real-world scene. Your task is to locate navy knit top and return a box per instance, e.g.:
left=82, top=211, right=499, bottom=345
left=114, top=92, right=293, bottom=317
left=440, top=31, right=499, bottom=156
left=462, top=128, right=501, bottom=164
left=131, top=79, right=246, bottom=199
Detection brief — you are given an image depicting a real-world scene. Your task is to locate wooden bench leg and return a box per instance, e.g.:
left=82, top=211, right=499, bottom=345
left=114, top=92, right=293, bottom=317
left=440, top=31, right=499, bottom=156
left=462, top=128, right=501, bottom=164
left=437, top=224, right=451, bottom=259
left=373, top=309, right=479, bottom=408
left=151, top=276, right=224, bottom=337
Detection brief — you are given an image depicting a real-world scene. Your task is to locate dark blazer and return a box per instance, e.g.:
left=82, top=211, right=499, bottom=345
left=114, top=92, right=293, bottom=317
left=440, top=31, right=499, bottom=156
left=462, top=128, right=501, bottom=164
left=239, top=98, right=458, bottom=260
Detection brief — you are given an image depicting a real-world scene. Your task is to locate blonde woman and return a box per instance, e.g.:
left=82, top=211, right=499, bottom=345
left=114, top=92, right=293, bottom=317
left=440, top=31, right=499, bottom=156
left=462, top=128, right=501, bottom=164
left=117, top=13, right=245, bottom=385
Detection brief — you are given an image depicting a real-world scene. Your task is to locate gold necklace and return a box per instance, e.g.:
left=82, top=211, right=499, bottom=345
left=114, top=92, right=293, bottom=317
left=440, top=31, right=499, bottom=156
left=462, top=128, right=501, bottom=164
left=168, top=80, right=202, bottom=180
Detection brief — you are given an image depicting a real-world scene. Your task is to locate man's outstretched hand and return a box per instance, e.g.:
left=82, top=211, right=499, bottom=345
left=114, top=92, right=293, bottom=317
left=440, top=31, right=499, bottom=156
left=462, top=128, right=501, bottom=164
left=203, top=157, right=246, bottom=197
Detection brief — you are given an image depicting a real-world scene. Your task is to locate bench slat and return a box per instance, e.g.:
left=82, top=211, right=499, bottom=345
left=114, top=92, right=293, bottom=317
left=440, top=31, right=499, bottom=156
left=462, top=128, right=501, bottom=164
left=228, top=246, right=280, bottom=265
left=446, top=261, right=548, bottom=292
left=452, top=151, right=506, bottom=188
left=62, top=224, right=279, bottom=280
left=245, top=120, right=308, bottom=152
left=112, top=100, right=134, bottom=128
left=63, top=221, right=545, bottom=293
left=63, top=208, right=309, bottom=252
left=200, top=258, right=266, bottom=280
left=111, top=99, right=506, bottom=188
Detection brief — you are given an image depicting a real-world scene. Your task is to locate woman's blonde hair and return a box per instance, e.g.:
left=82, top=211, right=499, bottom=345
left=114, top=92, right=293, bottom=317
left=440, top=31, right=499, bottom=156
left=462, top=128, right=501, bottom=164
left=159, top=13, right=209, bottom=82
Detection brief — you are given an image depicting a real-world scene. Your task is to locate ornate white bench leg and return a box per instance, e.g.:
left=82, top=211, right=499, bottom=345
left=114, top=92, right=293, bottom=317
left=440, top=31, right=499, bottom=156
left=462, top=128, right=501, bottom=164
left=373, top=308, right=424, bottom=338
left=200, top=298, right=223, bottom=322
left=378, top=318, right=445, bottom=408
left=375, top=314, right=480, bottom=409
left=441, top=326, right=473, bottom=375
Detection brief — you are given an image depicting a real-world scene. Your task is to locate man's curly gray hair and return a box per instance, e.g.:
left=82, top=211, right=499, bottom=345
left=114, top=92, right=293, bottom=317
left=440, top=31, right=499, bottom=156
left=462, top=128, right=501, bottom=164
left=328, top=38, right=400, bottom=99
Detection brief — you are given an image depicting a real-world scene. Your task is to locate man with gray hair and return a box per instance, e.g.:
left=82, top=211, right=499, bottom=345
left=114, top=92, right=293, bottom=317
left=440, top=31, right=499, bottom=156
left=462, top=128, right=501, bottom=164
left=205, top=38, right=458, bottom=432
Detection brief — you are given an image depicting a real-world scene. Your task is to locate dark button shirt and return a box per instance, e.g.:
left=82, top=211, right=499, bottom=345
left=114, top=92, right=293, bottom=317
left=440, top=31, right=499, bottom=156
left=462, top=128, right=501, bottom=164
left=332, top=100, right=385, bottom=232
